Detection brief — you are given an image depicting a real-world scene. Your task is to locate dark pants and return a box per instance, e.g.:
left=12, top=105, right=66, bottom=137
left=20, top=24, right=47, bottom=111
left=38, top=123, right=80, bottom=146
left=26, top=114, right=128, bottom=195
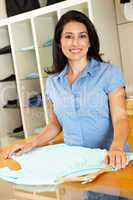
left=84, top=191, right=129, bottom=200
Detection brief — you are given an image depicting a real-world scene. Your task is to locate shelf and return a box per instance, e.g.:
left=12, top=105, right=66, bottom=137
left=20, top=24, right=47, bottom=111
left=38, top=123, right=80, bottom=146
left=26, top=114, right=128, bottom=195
left=1, top=107, right=20, bottom=109
left=20, top=78, right=39, bottom=81
left=10, top=19, right=34, bottom=50
left=23, top=106, right=43, bottom=109
left=59, top=2, right=88, bottom=17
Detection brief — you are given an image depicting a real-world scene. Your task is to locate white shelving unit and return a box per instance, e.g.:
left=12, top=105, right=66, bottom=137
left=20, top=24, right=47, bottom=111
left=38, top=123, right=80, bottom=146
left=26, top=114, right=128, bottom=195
left=115, top=0, right=133, bottom=97
left=0, top=0, right=122, bottom=139
left=0, top=25, right=22, bottom=146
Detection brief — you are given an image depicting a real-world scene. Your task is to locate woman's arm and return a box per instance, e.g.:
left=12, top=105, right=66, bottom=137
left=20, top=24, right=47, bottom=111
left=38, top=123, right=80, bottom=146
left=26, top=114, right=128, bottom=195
left=32, top=111, right=62, bottom=148
left=3, top=101, right=62, bottom=158
left=105, top=87, right=130, bottom=168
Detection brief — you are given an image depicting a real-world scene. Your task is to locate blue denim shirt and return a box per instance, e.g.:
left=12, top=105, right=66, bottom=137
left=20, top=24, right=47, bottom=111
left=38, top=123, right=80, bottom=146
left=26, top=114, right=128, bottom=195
left=45, top=58, right=129, bottom=150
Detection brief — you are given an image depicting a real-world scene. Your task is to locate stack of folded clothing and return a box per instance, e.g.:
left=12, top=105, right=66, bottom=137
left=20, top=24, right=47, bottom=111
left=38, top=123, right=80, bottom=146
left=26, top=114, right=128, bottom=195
left=0, top=74, right=16, bottom=82
left=9, top=126, right=24, bottom=139
left=28, top=94, right=43, bottom=107
left=43, top=39, right=53, bottom=47
left=46, top=0, right=65, bottom=6
left=25, top=72, right=39, bottom=80
left=0, top=45, right=11, bottom=55
left=3, top=99, right=19, bottom=108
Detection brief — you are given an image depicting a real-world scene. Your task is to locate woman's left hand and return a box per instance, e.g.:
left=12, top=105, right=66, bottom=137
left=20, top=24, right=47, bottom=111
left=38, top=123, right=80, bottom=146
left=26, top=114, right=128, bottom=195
left=105, top=149, right=129, bottom=169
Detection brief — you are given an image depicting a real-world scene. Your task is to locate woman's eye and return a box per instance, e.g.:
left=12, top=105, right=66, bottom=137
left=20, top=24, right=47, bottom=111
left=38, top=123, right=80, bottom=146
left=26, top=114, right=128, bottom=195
left=80, top=34, right=88, bottom=38
left=65, top=35, right=72, bottom=39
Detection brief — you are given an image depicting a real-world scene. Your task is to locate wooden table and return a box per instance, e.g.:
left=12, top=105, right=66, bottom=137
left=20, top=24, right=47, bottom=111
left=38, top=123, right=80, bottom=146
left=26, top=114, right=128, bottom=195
left=57, top=161, right=133, bottom=200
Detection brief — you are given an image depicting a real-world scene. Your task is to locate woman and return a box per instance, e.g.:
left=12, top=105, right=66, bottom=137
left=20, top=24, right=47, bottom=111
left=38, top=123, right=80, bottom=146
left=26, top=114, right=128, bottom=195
left=3, top=10, right=130, bottom=170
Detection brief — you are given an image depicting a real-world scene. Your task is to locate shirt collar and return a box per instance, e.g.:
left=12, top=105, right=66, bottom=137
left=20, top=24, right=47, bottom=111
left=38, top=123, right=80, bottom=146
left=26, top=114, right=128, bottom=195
left=86, top=57, right=100, bottom=77
left=55, top=57, right=100, bottom=80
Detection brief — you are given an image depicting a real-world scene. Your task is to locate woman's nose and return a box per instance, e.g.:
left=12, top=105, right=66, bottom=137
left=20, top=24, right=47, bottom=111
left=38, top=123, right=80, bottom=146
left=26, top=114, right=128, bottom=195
left=72, top=37, right=79, bottom=46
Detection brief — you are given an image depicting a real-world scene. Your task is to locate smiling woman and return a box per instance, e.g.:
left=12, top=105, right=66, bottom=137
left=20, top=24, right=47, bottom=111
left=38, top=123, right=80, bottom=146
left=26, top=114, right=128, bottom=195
left=3, top=9, right=130, bottom=184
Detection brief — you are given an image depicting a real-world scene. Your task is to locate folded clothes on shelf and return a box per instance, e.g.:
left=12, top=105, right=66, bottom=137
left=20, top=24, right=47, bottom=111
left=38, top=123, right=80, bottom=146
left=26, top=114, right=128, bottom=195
left=3, top=99, right=19, bottom=108
left=5, top=0, right=40, bottom=17
left=9, top=131, right=25, bottom=139
left=0, top=74, right=16, bottom=82
left=25, top=72, right=39, bottom=80
left=8, top=126, right=24, bottom=139
left=120, top=0, right=130, bottom=3
left=0, top=45, right=11, bottom=55
left=24, top=72, right=48, bottom=80
left=28, top=94, right=43, bottom=107
left=13, top=126, right=23, bottom=133
left=46, top=0, right=65, bottom=6
left=17, top=45, right=35, bottom=52
left=43, top=39, right=53, bottom=47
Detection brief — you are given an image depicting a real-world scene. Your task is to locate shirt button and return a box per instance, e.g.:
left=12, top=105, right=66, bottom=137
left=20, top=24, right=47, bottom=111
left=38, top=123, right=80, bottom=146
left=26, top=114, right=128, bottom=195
left=75, top=103, right=80, bottom=111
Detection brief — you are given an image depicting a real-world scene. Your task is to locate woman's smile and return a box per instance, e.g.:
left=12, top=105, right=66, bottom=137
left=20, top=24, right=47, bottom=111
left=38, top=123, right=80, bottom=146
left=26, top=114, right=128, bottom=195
left=69, top=48, right=82, bottom=53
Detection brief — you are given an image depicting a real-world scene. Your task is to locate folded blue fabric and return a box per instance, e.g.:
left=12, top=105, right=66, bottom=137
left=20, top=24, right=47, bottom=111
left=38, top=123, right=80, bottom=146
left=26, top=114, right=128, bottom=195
left=25, top=72, right=39, bottom=79
left=0, top=144, right=132, bottom=186
left=28, top=94, right=42, bottom=107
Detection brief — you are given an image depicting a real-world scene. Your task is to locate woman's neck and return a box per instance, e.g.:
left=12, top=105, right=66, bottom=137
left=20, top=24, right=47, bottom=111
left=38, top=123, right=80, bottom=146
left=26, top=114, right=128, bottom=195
left=67, top=58, right=89, bottom=76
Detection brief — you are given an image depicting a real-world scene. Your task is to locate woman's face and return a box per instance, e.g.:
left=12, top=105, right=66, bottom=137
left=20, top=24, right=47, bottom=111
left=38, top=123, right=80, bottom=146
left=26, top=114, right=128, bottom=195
left=60, top=21, right=90, bottom=63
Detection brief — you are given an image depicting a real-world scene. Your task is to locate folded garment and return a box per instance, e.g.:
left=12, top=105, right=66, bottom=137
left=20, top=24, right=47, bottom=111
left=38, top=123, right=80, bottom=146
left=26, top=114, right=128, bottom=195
left=0, top=74, right=16, bottom=82
left=17, top=45, right=35, bottom=52
left=8, top=126, right=24, bottom=138
left=5, top=0, right=40, bottom=17
left=43, top=39, right=53, bottom=47
left=0, top=144, right=133, bottom=186
left=13, top=126, right=23, bottom=133
left=46, top=0, right=65, bottom=6
left=0, top=45, right=11, bottom=55
left=25, top=72, right=39, bottom=80
left=25, top=71, right=48, bottom=79
left=3, top=99, right=19, bottom=108
left=120, top=0, right=130, bottom=3
left=9, top=131, right=25, bottom=139
left=28, top=94, right=42, bottom=107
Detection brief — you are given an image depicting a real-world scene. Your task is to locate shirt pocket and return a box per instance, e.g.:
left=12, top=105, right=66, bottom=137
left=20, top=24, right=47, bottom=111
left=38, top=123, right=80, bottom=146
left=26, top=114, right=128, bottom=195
left=81, top=91, right=109, bottom=117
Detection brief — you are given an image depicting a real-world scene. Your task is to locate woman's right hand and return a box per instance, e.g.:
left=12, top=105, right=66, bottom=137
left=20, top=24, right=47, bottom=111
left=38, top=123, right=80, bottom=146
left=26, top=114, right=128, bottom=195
left=2, top=140, right=35, bottom=159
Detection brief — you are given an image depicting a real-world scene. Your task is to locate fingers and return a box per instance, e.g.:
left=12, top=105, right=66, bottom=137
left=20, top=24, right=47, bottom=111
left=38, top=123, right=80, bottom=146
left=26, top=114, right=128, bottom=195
left=105, top=150, right=129, bottom=169
left=2, top=141, right=34, bottom=159
left=2, top=144, right=25, bottom=159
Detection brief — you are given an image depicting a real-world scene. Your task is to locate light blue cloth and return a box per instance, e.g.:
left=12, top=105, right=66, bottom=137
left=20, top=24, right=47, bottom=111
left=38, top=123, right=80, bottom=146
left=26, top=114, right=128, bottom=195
left=43, top=39, right=53, bottom=47
left=25, top=72, right=39, bottom=79
left=45, top=58, right=129, bottom=150
left=18, top=45, right=35, bottom=52
left=0, top=144, right=133, bottom=186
